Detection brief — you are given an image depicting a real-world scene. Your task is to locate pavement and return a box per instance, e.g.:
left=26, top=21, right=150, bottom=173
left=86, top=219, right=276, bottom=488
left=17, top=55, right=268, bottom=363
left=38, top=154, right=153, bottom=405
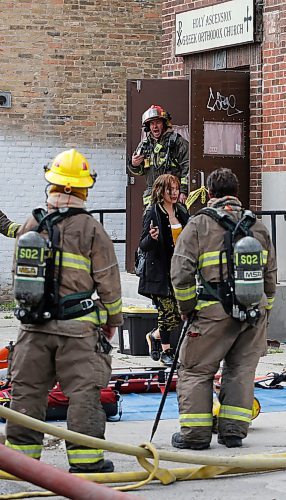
left=1, top=308, right=286, bottom=498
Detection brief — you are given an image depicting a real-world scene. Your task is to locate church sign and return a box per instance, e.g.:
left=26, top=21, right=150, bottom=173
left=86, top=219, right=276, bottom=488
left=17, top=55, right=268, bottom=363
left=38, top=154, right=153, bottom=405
left=175, top=0, right=254, bottom=56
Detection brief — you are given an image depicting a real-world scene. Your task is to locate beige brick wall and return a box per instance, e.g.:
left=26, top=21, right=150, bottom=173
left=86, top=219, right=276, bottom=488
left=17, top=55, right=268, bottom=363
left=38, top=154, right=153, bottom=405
left=0, top=0, right=162, bottom=146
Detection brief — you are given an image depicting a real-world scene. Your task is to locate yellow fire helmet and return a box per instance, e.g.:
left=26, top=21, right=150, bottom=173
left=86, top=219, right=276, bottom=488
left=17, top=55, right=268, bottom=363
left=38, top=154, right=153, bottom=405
left=44, top=149, right=97, bottom=190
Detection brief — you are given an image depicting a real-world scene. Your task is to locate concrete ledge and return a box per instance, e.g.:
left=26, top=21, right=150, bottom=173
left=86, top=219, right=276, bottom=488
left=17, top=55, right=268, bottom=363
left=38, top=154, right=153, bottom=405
left=121, top=273, right=286, bottom=342
left=120, top=271, right=152, bottom=307
left=268, top=282, right=286, bottom=342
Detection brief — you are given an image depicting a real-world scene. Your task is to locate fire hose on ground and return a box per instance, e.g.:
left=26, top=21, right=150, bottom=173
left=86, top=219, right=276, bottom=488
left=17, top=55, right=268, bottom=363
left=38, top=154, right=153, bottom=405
left=1, top=406, right=286, bottom=498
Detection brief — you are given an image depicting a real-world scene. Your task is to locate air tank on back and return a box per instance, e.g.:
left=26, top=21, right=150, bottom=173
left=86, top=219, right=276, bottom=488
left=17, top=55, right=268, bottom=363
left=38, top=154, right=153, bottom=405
left=14, top=231, right=47, bottom=308
left=233, top=236, right=264, bottom=308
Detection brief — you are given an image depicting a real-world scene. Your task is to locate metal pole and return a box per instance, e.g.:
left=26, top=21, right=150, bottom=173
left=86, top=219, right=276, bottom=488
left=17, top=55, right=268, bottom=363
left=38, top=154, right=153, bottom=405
left=150, top=319, right=190, bottom=442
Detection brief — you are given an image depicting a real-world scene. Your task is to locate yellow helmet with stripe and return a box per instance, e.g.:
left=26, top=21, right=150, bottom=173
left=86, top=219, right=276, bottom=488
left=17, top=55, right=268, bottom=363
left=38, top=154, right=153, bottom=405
left=44, top=149, right=96, bottom=189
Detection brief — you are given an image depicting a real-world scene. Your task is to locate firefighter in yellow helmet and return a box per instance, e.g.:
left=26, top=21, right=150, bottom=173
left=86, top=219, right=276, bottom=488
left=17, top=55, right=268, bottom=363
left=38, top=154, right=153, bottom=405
left=129, top=104, right=189, bottom=206
left=6, top=149, right=123, bottom=474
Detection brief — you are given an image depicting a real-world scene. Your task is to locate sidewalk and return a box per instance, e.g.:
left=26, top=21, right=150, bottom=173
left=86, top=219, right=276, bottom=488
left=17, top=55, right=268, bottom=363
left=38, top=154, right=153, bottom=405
left=1, top=311, right=286, bottom=498
left=0, top=310, right=284, bottom=375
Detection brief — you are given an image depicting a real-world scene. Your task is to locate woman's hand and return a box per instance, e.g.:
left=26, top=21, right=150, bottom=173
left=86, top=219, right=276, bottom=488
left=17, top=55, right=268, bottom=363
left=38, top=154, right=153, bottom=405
left=149, top=225, right=159, bottom=240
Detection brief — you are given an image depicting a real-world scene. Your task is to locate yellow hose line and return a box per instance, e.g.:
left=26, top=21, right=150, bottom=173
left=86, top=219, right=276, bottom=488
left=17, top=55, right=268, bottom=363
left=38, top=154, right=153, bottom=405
left=186, top=186, right=208, bottom=210
left=2, top=405, right=286, bottom=470
left=0, top=494, right=54, bottom=499
left=2, top=403, right=286, bottom=498
left=1, top=461, right=285, bottom=484
left=112, top=441, right=176, bottom=492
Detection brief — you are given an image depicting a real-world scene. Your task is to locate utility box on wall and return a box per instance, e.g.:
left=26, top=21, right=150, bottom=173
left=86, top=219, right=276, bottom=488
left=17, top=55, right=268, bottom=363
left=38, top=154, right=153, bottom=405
left=0, top=92, right=12, bottom=108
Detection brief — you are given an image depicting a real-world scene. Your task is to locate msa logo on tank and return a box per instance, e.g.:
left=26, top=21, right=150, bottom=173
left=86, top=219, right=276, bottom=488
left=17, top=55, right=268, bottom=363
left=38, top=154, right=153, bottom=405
left=233, top=236, right=264, bottom=319
left=243, top=270, right=263, bottom=279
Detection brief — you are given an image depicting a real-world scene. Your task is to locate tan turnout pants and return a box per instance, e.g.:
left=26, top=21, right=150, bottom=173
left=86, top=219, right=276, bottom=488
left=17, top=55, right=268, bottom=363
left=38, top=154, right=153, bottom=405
left=6, top=328, right=111, bottom=471
left=177, top=309, right=267, bottom=446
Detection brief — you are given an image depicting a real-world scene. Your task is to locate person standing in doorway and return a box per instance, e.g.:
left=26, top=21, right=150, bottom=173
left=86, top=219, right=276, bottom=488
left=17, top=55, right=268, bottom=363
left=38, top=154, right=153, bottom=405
left=129, top=105, right=189, bottom=207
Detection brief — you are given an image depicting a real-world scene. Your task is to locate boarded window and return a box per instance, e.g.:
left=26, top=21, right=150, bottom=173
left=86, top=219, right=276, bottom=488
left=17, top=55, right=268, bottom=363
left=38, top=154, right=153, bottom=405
left=204, top=121, right=243, bottom=156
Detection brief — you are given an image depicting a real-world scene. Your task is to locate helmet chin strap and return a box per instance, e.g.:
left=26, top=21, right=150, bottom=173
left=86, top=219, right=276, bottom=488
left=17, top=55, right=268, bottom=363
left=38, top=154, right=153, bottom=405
left=45, top=183, right=51, bottom=205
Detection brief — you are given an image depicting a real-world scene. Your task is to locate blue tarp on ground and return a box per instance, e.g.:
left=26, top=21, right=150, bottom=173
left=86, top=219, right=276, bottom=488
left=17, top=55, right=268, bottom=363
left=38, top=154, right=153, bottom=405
left=120, top=388, right=286, bottom=421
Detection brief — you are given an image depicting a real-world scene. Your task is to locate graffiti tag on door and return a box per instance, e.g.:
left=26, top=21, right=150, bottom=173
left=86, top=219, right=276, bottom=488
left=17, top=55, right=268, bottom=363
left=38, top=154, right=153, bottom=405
left=206, top=87, right=243, bottom=117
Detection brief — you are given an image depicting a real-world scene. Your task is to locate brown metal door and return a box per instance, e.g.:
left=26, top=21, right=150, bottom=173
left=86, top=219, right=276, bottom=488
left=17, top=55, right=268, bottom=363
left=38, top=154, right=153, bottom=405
left=189, top=70, right=250, bottom=213
left=126, top=79, right=189, bottom=272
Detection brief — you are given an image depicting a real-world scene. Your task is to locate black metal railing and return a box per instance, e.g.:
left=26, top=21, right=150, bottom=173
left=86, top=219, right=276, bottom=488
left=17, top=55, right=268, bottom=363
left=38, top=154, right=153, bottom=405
left=255, top=210, right=286, bottom=253
left=90, top=209, right=126, bottom=244
left=89, top=208, right=286, bottom=258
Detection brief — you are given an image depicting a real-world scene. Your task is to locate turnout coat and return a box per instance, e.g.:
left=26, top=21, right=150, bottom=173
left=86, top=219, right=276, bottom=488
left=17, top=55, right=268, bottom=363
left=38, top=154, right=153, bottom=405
left=171, top=200, right=277, bottom=319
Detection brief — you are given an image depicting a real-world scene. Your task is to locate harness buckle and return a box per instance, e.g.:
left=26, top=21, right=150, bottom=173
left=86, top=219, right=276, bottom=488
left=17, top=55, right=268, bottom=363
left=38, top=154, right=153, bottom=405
left=80, top=298, right=94, bottom=311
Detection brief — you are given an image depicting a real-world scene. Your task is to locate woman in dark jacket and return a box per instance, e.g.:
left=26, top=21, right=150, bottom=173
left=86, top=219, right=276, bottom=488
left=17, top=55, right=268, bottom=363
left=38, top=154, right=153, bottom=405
left=138, top=174, right=189, bottom=366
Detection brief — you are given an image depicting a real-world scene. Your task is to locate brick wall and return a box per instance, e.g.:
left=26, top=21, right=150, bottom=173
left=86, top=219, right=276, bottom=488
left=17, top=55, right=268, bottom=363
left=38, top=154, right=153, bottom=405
left=0, top=0, right=162, bottom=145
left=161, top=0, right=286, bottom=210
left=162, top=0, right=286, bottom=279
left=262, top=1, right=286, bottom=174
left=0, top=0, right=163, bottom=295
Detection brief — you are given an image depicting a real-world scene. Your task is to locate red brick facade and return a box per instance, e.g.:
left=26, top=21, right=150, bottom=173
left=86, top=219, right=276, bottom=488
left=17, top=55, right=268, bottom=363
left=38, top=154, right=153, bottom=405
left=162, top=0, right=286, bottom=211
left=0, top=0, right=162, bottom=146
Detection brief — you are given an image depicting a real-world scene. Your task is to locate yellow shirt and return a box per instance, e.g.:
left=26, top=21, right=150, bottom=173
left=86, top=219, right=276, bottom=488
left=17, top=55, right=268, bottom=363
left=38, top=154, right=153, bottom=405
left=171, top=223, right=182, bottom=244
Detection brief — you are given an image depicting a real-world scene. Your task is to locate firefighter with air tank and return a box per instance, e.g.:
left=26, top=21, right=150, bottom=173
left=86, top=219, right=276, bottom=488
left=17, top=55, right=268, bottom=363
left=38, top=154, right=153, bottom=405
left=6, top=149, right=123, bottom=474
left=171, top=168, right=277, bottom=450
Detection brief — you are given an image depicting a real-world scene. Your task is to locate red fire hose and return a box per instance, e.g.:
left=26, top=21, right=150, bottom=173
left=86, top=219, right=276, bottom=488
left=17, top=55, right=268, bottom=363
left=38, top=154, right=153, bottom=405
left=0, top=443, right=139, bottom=499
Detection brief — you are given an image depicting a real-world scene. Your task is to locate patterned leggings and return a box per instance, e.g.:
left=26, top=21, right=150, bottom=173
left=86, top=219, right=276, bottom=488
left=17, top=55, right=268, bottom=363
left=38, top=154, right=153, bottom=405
left=151, top=294, right=181, bottom=344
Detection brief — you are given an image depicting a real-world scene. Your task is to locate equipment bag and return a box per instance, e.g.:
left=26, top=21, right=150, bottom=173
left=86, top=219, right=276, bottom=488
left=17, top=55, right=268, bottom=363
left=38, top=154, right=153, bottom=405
left=0, top=382, right=122, bottom=423
left=196, top=208, right=264, bottom=324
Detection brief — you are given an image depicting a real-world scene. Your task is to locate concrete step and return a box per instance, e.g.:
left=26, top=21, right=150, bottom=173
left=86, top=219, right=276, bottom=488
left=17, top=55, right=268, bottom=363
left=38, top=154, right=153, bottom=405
left=120, top=271, right=152, bottom=307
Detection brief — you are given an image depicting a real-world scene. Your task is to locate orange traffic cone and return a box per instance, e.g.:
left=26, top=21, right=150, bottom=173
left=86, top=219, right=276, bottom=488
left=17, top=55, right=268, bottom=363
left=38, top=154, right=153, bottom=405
left=0, top=346, right=9, bottom=369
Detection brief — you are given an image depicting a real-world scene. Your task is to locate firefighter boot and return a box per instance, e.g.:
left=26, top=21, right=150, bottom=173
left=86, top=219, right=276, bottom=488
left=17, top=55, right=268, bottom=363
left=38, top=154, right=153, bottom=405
left=171, top=432, right=210, bottom=450
left=218, top=435, right=242, bottom=448
left=69, top=459, right=114, bottom=474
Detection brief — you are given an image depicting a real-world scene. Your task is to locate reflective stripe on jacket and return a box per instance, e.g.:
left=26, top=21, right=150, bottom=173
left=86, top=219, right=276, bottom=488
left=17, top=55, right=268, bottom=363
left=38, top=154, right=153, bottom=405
left=0, top=211, right=20, bottom=238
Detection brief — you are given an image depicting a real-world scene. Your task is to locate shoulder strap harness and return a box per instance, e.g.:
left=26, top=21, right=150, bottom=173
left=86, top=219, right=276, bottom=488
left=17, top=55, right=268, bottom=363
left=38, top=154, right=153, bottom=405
left=195, top=207, right=257, bottom=319
left=16, top=208, right=97, bottom=324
